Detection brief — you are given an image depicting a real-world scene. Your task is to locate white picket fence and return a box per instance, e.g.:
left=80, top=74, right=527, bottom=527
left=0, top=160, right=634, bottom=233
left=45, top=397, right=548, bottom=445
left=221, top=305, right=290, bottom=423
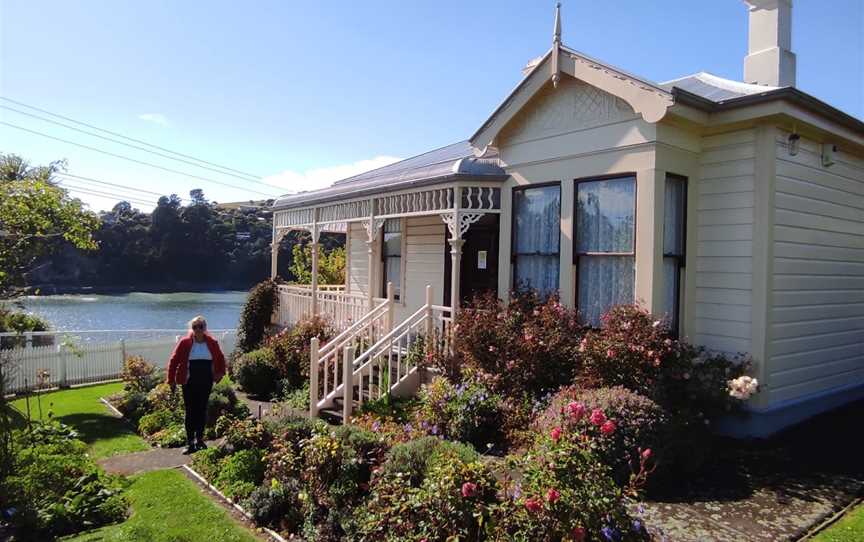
left=0, top=329, right=237, bottom=395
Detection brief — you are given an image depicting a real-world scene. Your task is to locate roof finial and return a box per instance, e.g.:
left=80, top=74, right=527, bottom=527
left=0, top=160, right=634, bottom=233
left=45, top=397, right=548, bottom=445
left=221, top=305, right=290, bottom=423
left=553, top=2, right=562, bottom=46
left=551, top=2, right=562, bottom=87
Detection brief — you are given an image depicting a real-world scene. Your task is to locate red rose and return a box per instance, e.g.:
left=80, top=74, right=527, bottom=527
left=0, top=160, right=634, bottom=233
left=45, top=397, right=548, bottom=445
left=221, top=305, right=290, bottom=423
left=551, top=427, right=562, bottom=442
left=546, top=488, right=560, bottom=503
left=590, top=409, right=606, bottom=426
left=567, top=401, right=586, bottom=421
left=600, top=420, right=617, bottom=436
left=571, top=526, right=586, bottom=541
left=524, top=497, right=543, bottom=513
left=461, top=482, right=477, bottom=498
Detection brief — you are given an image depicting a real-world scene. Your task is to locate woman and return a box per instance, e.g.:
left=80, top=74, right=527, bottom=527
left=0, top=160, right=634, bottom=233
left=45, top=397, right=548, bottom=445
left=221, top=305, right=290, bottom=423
left=167, top=315, right=227, bottom=454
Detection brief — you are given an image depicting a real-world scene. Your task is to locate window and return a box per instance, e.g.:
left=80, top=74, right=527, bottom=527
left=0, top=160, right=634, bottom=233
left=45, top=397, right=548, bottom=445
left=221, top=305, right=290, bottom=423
left=512, top=184, right=560, bottom=296
left=663, top=175, right=687, bottom=334
left=381, top=218, right=402, bottom=300
left=575, top=176, right=636, bottom=326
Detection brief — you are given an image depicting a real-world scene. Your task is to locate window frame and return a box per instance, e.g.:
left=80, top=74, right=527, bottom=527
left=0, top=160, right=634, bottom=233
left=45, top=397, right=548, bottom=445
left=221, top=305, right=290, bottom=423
left=510, top=181, right=562, bottom=294
left=380, top=217, right=404, bottom=301
left=663, top=174, right=688, bottom=336
left=573, top=173, right=638, bottom=325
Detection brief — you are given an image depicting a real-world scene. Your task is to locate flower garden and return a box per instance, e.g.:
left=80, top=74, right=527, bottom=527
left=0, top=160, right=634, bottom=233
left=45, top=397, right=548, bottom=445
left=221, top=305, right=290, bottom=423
left=0, top=289, right=765, bottom=541
left=160, top=291, right=756, bottom=541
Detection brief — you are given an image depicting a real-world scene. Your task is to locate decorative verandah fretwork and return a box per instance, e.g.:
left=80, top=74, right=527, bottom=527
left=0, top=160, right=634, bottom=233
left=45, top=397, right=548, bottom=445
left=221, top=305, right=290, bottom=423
left=271, top=182, right=502, bottom=318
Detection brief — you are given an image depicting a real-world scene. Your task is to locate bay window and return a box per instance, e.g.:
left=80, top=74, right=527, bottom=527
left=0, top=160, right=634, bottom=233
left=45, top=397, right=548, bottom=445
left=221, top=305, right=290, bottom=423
left=663, top=175, right=687, bottom=334
left=512, top=184, right=561, bottom=296
left=575, top=176, right=636, bottom=326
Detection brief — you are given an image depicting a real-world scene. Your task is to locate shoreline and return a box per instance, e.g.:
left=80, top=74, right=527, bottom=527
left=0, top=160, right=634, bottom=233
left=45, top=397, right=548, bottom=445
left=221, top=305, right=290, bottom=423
left=22, top=283, right=254, bottom=296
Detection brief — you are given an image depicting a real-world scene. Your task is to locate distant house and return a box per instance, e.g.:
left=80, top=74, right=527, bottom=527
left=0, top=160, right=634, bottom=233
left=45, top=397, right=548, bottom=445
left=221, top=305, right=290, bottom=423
left=269, top=1, right=863, bottom=436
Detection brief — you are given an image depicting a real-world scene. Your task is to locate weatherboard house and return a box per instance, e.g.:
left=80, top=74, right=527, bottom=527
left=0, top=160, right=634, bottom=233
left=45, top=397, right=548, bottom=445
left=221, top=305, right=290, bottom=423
left=269, top=1, right=864, bottom=436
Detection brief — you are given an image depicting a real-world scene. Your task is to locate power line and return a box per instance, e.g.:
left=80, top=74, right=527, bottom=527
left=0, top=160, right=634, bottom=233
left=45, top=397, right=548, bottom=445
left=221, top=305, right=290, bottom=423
left=0, top=121, right=280, bottom=197
left=59, top=184, right=158, bottom=207
left=1, top=104, right=270, bottom=185
left=58, top=180, right=164, bottom=204
left=56, top=172, right=188, bottom=200
left=0, top=96, right=264, bottom=180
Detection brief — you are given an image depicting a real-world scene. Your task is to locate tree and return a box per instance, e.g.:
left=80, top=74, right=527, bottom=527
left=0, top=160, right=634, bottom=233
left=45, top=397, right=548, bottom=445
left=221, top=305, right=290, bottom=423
left=0, top=154, right=99, bottom=297
left=289, top=244, right=346, bottom=285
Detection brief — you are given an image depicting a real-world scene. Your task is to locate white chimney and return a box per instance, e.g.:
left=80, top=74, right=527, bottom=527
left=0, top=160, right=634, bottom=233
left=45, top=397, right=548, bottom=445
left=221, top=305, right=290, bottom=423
left=743, top=0, right=796, bottom=87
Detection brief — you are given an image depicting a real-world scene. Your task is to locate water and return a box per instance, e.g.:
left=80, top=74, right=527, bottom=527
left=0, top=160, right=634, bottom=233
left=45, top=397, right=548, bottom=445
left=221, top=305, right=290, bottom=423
left=12, top=291, right=248, bottom=331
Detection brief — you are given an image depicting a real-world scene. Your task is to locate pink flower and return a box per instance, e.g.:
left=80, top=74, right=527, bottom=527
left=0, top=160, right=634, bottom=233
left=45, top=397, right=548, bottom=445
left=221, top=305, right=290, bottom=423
left=551, top=427, right=562, bottom=442
left=590, top=409, right=606, bottom=426
left=641, top=448, right=652, bottom=460
left=571, top=526, right=586, bottom=541
left=567, top=401, right=586, bottom=421
left=546, top=488, right=560, bottom=503
left=488, top=345, right=496, bottom=352
left=606, top=349, right=616, bottom=358
left=600, top=420, right=617, bottom=435
left=524, top=497, right=543, bottom=513
left=461, top=482, right=477, bottom=498
left=524, top=333, right=534, bottom=342
left=578, top=338, right=587, bottom=353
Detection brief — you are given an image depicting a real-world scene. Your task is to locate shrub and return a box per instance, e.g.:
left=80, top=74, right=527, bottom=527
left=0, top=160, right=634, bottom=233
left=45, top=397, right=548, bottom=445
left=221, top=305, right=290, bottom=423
left=490, top=430, right=644, bottom=541
left=138, top=408, right=181, bottom=437
left=146, top=382, right=182, bottom=413
left=333, top=424, right=388, bottom=469
left=191, top=446, right=229, bottom=481
left=242, top=478, right=303, bottom=531
left=266, top=315, right=334, bottom=392
left=264, top=437, right=302, bottom=484
left=219, top=416, right=271, bottom=451
left=109, top=390, right=148, bottom=423
left=578, top=305, right=752, bottom=421
left=416, top=377, right=505, bottom=451
left=3, top=426, right=128, bottom=538
left=280, top=379, right=310, bottom=411
left=264, top=413, right=324, bottom=449
left=534, top=386, right=669, bottom=485
left=236, top=278, right=279, bottom=354
left=442, top=291, right=585, bottom=398
left=151, top=422, right=187, bottom=448
left=232, top=347, right=280, bottom=398
left=121, top=355, right=162, bottom=394
left=300, top=430, right=361, bottom=508
left=214, top=449, right=266, bottom=500
left=351, top=411, right=427, bottom=445
left=207, top=379, right=248, bottom=426
left=380, top=436, right=477, bottom=488
left=353, top=443, right=497, bottom=542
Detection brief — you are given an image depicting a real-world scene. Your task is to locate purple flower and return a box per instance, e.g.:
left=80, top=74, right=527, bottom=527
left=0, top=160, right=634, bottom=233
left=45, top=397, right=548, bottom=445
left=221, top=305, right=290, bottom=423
left=601, top=526, right=622, bottom=542
left=371, top=421, right=381, bottom=432
left=632, top=519, right=643, bottom=532
left=403, top=423, right=413, bottom=433
left=430, top=424, right=439, bottom=435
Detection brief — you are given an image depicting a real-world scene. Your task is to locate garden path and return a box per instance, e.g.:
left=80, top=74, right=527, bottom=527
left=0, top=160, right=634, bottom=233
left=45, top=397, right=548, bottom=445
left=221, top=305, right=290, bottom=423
left=637, top=400, right=864, bottom=541
left=98, top=441, right=220, bottom=475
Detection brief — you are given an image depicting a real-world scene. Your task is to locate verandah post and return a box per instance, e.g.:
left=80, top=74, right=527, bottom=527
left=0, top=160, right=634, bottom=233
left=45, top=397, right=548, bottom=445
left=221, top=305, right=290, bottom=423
left=342, top=345, right=354, bottom=423
left=385, top=281, right=395, bottom=334
left=309, top=337, right=319, bottom=418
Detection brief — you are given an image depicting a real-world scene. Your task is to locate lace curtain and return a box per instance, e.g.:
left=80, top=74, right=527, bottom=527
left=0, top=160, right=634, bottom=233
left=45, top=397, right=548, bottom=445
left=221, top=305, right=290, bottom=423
left=576, top=178, right=636, bottom=326
left=513, top=185, right=560, bottom=296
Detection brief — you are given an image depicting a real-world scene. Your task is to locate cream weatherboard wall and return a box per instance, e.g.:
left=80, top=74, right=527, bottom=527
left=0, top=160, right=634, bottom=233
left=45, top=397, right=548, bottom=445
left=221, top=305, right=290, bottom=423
left=692, top=129, right=757, bottom=356
left=767, top=131, right=864, bottom=407
left=346, top=216, right=447, bottom=322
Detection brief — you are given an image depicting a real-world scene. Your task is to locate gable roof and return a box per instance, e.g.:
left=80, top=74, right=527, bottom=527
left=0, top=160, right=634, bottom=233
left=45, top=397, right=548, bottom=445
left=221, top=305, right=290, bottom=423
left=272, top=141, right=506, bottom=210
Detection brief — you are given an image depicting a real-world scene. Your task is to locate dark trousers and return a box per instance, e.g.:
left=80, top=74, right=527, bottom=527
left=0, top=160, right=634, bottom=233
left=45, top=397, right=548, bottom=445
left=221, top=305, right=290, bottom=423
left=182, top=359, right=213, bottom=445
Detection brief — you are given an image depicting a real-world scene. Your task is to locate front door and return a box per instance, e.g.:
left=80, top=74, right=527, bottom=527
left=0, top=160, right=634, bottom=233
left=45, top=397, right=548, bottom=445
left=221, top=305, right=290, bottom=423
left=444, top=214, right=500, bottom=306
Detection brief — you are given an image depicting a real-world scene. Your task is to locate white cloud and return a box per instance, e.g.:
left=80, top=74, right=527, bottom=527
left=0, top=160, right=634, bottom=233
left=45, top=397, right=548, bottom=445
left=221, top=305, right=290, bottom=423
left=262, top=155, right=401, bottom=193
left=137, top=113, right=169, bottom=126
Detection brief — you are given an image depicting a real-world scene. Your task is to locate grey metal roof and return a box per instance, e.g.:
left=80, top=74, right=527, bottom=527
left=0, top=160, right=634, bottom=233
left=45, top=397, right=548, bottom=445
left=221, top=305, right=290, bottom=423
left=273, top=141, right=506, bottom=210
left=661, top=72, right=779, bottom=102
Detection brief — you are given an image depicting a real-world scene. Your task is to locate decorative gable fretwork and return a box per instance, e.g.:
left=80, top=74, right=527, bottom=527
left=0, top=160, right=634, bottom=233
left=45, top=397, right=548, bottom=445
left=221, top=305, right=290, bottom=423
left=273, top=185, right=501, bottom=232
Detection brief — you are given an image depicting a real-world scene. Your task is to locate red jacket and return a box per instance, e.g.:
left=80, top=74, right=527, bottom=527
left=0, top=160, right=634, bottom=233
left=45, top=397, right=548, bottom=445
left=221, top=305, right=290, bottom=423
left=167, top=332, right=227, bottom=385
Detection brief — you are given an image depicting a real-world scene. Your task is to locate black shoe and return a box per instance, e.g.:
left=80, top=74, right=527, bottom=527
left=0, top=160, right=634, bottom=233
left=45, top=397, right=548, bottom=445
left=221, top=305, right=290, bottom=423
left=182, top=444, right=196, bottom=455
left=195, top=440, right=207, bottom=451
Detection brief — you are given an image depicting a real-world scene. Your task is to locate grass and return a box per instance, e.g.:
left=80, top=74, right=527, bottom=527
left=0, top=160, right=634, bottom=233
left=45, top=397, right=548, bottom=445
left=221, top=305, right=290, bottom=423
left=9, top=382, right=149, bottom=458
left=811, top=503, right=864, bottom=542
left=61, top=469, right=261, bottom=542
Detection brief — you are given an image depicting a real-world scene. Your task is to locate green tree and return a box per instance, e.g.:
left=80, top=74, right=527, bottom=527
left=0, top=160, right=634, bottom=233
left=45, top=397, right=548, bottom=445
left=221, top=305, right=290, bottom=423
left=0, top=154, right=99, bottom=297
left=289, top=244, right=346, bottom=285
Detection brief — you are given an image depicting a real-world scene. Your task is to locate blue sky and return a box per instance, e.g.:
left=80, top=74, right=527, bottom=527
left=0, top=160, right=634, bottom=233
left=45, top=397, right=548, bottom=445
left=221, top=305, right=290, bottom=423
left=1, top=0, right=861, bottom=211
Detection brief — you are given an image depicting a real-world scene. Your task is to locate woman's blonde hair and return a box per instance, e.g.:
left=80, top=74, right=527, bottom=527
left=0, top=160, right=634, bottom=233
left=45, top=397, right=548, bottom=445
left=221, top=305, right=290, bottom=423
left=188, top=315, right=207, bottom=330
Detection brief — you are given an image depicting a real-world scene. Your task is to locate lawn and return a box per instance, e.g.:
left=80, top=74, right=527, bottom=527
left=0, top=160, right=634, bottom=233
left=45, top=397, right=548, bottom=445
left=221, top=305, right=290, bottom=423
left=62, top=469, right=261, bottom=542
left=9, top=382, right=149, bottom=458
left=812, top=503, right=864, bottom=542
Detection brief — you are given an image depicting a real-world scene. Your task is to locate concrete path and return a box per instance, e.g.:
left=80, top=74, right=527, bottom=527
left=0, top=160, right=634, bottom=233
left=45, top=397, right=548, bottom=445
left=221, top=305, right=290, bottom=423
left=98, top=440, right=221, bottom=475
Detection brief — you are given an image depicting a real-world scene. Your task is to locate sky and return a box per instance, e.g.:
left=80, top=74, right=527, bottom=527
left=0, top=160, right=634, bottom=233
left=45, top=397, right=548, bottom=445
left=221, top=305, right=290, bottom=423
left=1, top=0, right=862, bottom=211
